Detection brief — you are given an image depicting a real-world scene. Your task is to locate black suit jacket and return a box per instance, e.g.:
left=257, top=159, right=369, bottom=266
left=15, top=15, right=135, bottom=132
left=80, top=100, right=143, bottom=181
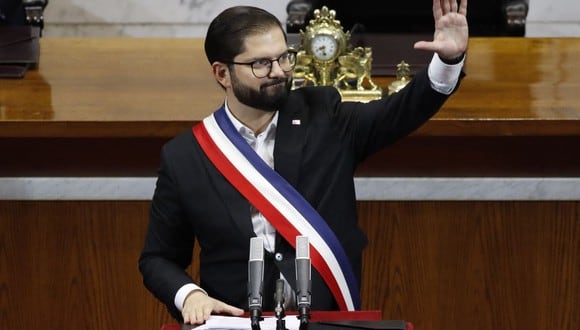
left=139, top=67, right=462, bottom=321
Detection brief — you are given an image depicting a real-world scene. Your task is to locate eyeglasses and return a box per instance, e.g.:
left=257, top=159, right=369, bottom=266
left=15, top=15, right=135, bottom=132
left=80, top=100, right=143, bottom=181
left=226, top=50, right=298, bottom=78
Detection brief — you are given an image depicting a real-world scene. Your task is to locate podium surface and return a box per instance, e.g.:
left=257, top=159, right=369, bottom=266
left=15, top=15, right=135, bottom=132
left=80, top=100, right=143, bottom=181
left=1, top=37, right=580, bottom=138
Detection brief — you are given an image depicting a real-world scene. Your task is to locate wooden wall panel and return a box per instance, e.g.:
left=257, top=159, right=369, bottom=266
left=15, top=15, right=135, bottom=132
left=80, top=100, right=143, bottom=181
left=358, top=201, right=580, bottom=330
left=1, top=201, right=578, bottom=330
left=0, top=201, right=178, bottom=330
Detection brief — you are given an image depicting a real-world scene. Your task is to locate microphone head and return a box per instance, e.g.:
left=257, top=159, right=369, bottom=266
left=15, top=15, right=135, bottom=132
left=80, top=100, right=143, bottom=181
left=249, top=237, right=264, bottom=261
left=275, top=278, right=285, bottom=303
left=296, top=235, right=309, bottom=259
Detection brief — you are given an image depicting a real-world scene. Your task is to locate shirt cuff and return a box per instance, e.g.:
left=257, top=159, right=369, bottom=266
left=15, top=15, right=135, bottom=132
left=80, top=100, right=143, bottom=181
left=428, top=53, right=465, bottom=95
left=175, top=283, right=207, bottom=311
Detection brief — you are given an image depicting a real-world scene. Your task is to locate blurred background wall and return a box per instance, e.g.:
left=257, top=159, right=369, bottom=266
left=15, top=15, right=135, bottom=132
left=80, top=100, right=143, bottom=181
left=42, top=0, right=580, bottom=38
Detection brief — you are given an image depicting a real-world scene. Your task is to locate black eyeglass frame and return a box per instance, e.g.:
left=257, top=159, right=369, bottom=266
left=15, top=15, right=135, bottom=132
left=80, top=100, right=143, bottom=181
left=225, top=50, right=298, bottom=78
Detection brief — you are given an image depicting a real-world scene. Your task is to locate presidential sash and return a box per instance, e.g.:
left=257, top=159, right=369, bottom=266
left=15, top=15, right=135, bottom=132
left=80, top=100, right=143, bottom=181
left=192, top=106, right=360, bottom=311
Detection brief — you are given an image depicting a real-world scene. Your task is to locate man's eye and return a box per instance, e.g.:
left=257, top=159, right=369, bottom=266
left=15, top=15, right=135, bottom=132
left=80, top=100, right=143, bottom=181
left=253, top=59, right=271, bottom=67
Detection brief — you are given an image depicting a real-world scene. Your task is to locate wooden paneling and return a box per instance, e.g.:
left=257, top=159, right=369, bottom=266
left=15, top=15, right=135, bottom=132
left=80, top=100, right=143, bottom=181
left=0, top=201, right=173, bottom=330
left=2, top=136, right=580, bottom=177
left=0, top=138, right=168, bottom=177
left=1, top=201, right=578, bottom=330
left=359, top=201, right=580, bottom=330
left=356, top=136, right=580, bottom=177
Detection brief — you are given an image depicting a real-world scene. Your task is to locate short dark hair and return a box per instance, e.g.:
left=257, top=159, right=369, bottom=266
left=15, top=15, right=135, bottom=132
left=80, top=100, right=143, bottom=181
left=204, top=6, right=286, bottom=65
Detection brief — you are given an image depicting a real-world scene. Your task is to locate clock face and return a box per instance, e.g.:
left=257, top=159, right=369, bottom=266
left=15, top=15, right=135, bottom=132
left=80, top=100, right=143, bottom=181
left=310, top=34, right=338, bottom=61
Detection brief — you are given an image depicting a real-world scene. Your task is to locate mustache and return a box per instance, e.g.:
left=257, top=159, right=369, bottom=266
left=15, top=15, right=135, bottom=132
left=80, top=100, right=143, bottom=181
left=261, top=78, right=288, bottom=88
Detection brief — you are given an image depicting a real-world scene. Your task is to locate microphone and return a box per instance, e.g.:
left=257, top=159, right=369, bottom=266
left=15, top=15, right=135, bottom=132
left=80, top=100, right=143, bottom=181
left=274, top=279, right=287, bottom=330
left=295, top=236, right=311, bottom=330
left=248, top=237, right=264, bottom=330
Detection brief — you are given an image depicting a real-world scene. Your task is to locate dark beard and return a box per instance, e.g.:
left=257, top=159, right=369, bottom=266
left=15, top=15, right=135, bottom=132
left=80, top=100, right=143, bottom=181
left=231, top=73, right=291, bottom=112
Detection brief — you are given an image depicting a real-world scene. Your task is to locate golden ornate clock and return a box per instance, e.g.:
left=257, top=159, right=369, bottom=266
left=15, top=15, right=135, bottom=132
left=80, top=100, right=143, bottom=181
left=292, top=6, right=383, bottom=102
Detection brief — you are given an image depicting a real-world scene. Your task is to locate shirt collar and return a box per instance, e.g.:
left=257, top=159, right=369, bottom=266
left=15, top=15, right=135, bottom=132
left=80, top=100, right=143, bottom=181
left=223, top=100, right=278, bottom=138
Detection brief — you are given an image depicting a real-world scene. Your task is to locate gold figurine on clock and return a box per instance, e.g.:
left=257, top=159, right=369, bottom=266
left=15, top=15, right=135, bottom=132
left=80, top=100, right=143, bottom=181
left=292, top=6, right=383, bottom=102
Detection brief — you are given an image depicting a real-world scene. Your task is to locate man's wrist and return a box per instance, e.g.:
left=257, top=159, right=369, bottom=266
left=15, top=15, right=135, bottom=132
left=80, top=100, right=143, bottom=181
left=428, top=53, right=464, bottom=95
left=175, top=284, right=206, bottom=311
left=440, top=52, right=466, bottom=65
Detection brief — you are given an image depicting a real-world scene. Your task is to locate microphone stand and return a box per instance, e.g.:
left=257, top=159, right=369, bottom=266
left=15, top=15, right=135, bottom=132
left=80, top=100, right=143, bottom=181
left=274, top=279, right=287, bottom=330
left=297, top=305, right=311, bottom=330
left=250, top=307, right=263, bottom=330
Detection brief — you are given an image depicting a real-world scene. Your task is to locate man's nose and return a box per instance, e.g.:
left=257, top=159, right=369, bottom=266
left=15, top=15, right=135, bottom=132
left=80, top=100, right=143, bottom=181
left=268, top=60, right=287, bottom=77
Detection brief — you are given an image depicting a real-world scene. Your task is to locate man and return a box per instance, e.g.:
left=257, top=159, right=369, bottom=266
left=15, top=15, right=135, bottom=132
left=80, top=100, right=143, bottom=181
left=139, top=0, right=468, bottom=325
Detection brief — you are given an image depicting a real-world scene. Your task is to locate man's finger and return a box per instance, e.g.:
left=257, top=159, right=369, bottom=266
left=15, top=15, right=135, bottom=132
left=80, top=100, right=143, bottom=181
left=433, top=0, right=443, bottom=21
left=441, top=0, right=451, bottom=14
left=459, top=0, right=468, bottom=16
left=450, top=0, right=458, bottom=13
left=216, top=302, right=245, bottom=316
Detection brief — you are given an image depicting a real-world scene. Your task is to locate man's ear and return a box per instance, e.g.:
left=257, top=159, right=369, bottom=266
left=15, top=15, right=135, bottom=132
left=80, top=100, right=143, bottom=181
left=212, top=62, right=230, bottom=89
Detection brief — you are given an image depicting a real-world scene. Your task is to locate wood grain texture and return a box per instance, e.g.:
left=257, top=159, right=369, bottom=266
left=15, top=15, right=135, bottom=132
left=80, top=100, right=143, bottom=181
left=358, top=201, right=580, bottom=330
left=1, top=38, right=580, bottom=138
left=0, top=201, right=191, bottom=330
left=1, top=201, right=578, bottom=330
